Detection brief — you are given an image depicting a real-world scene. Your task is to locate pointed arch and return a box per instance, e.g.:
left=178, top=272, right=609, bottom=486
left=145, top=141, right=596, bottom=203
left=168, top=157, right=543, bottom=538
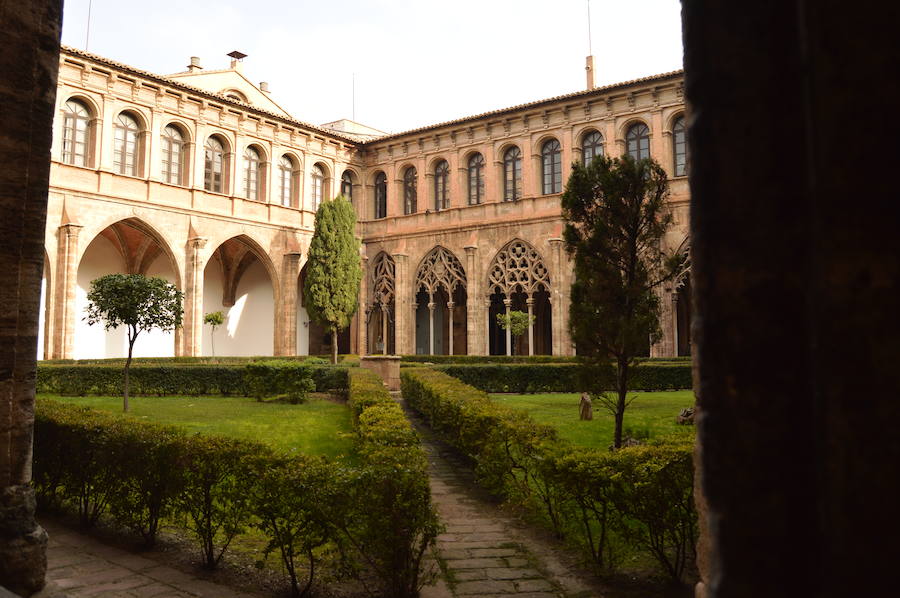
left=367, top=252, right=395, bottom=355
left=415, top=246, right=466, bottom=297
left=415, top=247, right=468, bottom=355
left=486, top=239, right=552, bottom=356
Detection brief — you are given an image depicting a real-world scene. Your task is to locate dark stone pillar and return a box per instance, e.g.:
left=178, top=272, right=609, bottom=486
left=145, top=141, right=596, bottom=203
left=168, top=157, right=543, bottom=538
left=683, top=1, right=900, bottom=596
left=0, top=1, right=63, bottom=595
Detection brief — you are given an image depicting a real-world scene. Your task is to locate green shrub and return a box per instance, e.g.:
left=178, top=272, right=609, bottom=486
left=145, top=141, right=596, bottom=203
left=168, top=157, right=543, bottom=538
left=400, top=368, right=697, bottom=581
left=435, top=362, right=692, bottom=392
left=244, top=361, right=317, bottom=403
left=36, top=363, right=349, bottom=397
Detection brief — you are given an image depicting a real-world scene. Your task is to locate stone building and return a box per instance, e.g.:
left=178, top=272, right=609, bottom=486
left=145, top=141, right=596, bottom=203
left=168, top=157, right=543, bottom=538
left=44, top=46, right=690, bottom=360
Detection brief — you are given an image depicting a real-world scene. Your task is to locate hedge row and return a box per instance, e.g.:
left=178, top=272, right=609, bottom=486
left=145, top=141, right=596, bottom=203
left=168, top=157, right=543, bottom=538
left=33, top=380, right=438, bottom=598
left=401, top=368, right=697, bottom=581
left=40, top=355, right=360, bottom=366
left=401, top=355, right=691, bottom=365
left=36, top=363, right=349, bottom=397
left=435, top=363, right=692, bottom=393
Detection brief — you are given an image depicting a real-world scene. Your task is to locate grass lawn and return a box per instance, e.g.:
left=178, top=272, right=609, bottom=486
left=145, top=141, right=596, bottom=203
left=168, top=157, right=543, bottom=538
left=489, top=390, right=696, bottom=448
left=40, top=394, right=354, bottom=459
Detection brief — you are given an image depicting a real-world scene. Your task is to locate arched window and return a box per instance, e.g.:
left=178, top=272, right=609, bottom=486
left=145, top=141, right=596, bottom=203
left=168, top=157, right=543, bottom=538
left=311, top=164, right=325, bottom=211
left=161, top=125, right=185, bottom=185
left=279, top=155, right=295, bottom=206
left=404, top=167, right=417, bottom=215
left=113, top=112, right=141, bottom=176
left=581, top=130, right=604, bottom=165
left=503, top=146, right=522, bottom=202
left=341, top=171, right=354, bottom=201
left=204, top=136, right=226, bottom=193
left=626, top=122, right=651, bottom=161
left=434, top=160, right=450, bottom=210
left=468, top=153, right=485, bottom=205
left=374, top=172, right=387, bottom=219
left=62, top=99, right=91, bottom=166
left=673, top=116, right=687, bottom=176
left=243, top=146, right=263, bottom=200
left=541, top=139, right=562, bottom=194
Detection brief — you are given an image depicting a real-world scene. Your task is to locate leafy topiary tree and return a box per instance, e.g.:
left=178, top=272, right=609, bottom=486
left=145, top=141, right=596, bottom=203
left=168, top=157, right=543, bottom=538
left=85, top=274, right=183, bottom=412
left=496, top=309, right=534, bottom=355
left=303, top=195, right=362, bottom=364
left=561, top=155, right=683, bottom=448
left=203, top=311, right=224, bottom=358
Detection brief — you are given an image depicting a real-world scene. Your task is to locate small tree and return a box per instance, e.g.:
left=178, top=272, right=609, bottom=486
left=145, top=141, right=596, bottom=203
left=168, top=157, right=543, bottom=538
left=561, top=155, right=682, bottom=448
left=303, top=195, right=362, bottom=364
left=204, top=311, right=224, bottom=358
left=496, top=310, right=534, bottom=355
left=85, top=274, right=183, bottom=412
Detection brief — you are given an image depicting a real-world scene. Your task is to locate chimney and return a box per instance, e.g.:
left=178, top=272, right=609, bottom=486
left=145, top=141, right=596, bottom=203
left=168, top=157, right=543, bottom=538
left=187, top=56, right=202, bottom=73
left=260, top=81, right=270, bottom=93
left=227, top=50, right=247, bottom=73
left=585, top=55, right=595, bottom=90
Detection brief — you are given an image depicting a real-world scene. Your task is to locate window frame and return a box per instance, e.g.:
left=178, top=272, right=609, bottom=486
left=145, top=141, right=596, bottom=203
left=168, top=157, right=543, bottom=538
left=467, top=153, right=485, bottom=205
left=374, top=172, right=388, bottom=219
left=113, top=111, right=142, bottom=176
left=243, top=146, right=263, bottom=201
left=581, top=130, right=604, bottom=166
left=310, top=164, right=326, bottom=211
left=503, top=146, right=522, bottom=202
left=161, top=124, right=185, bottom=185
left=403, top=167, right=417, bottom=215
left=341, top=171, right=354, bottom=202
left=626, top=122, right=651, bottom=161
left=278, top=155, right=296, bottom=207
left=204, top=135, right=227, bottom=194
left=61, top=98, right=92, bottom=167
left=434, top=159, right=450, bottom=211
left=673, top=116, right=687, bottom=177
left=541, top=139, right=562, bottom=195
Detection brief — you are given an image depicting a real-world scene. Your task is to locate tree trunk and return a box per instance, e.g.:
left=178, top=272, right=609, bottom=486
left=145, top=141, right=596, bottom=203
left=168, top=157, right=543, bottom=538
left=331, top=324, right=338, bottom=364
left=210, top=326, right=215, bottom=358
left=613, top=357, right=629, bottom=448
left=124, top=331, right=135, bottom=412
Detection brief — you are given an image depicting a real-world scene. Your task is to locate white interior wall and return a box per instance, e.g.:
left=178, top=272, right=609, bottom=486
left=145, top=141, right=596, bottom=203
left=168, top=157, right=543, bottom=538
left=74, top=235, right=178, bottom=359
left=297, top=277, right=310, bottom=355
left=202, top=257, right=274, bottom=356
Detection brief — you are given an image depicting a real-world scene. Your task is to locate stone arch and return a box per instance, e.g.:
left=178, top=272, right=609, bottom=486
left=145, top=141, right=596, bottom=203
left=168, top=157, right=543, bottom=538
left=366, top=252, right=396, bottom=355
left=74, top=217, right=183, bottom=359
left=414, top=246, right=467, bottom=355
left=202, top=234, right=278, bottom=356
left=486, top=239, right=552, bottom=355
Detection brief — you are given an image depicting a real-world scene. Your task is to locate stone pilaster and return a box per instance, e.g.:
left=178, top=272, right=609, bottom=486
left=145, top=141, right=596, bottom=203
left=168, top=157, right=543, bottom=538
left=275, top=252, right=302, bottom=356
left=651, top=286, right=676, bottom=357
left=52, top=222, right=82, bottom=360
left=182, top=236, right=207, bottom=356
left=357, top=255, right=368, bottom=356
left=393, top=253, right=409, bottom=354
left=547, top=238, right=567, bottom=356
left=464, top=245, right=480, bottom=355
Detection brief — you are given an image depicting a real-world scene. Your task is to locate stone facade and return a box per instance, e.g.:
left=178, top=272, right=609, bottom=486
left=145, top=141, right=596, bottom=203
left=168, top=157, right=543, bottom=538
left=44, top=46, right=690, bottom=359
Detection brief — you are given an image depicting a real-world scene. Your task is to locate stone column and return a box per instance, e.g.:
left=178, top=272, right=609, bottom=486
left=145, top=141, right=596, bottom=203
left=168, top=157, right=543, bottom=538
left=182, top=236, right=207, bottom=357
left=428, top=299, right=436, bottom=355
left=684, top=2, right=900, bottom=596
left=0, top=1, right=62, bottom=593
left=381, top=304, right=388, bottom=355
left=464, top=245, right=479, bottom=355
left=526, top=296, right=534, bottom=356
left=650, top=286, right=676, bottom=357
left=357, top=255, right=368, bottom=356
left=447, top=300, right=455, bottom=355
left=52, top=223, right=82, bottom=359
left=503, top=298, right=512, bottom=356
left=547, top=238, right=565, bottom=356
left=393, top=253, right=409, bottom=355
left=275, top=251, right=302, bottom=356
left=484, top=296, right=491, bottom=355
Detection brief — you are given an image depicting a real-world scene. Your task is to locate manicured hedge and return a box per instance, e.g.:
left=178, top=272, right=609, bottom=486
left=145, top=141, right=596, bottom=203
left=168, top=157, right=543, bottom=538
left=33, top=379, right=438, bottom=597
left=435, top=362, right=692, bottom=392
left=401, top=355, right=691, bottom=365
left=36, top=363, right=349, bottom=397
left=401, top=368, right=696, bottom=581
left=40, top=355, right=359, bottom=366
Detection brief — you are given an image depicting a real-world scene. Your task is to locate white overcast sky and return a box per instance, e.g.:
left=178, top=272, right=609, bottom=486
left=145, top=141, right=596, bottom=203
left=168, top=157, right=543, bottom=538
left=61, top=0, right=683, bottom=133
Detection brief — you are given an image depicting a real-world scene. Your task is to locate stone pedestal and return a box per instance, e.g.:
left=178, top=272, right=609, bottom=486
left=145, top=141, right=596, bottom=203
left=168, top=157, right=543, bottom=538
left=360, top=355, right=401, bottom=391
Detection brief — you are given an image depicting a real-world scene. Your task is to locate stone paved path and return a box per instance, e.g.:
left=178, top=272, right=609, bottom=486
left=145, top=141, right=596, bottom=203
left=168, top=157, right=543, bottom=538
left=33, top=519, right=261, bottom=598
left=404, top=401, right=601, bottom=598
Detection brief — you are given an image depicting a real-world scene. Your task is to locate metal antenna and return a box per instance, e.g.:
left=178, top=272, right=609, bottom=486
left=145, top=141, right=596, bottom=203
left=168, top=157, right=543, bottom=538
left=587, top=0, right=593, bottom=55
left=85, top=0, right=93, bottom=51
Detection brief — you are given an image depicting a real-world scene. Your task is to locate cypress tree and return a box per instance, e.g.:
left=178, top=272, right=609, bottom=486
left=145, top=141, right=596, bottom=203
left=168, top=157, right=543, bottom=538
left=303, top=195, right=362, bottom=364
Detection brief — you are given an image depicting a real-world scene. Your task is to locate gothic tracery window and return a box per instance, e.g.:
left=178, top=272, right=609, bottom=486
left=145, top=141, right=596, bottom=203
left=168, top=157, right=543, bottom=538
left=415, top=246, right=467, bottom=297
left=487, top=239, right=551, bottom=297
